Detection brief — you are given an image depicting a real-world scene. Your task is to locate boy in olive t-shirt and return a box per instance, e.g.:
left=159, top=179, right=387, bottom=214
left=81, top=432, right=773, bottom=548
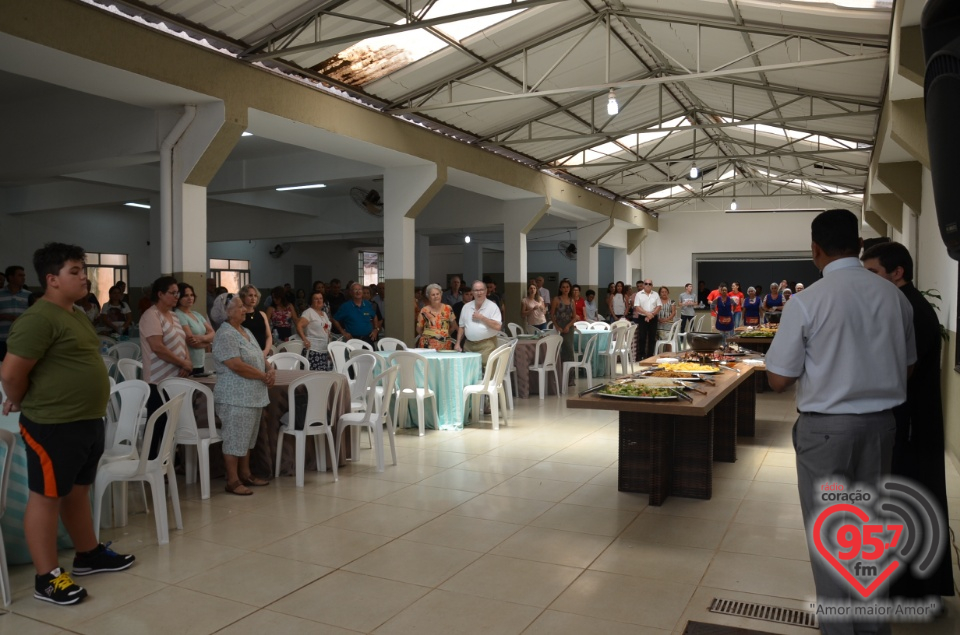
left=0, top=243, right=134, bottom=605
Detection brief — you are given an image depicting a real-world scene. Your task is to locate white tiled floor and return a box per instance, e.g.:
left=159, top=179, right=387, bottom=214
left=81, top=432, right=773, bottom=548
left=4, top=382, right=959, bottom=634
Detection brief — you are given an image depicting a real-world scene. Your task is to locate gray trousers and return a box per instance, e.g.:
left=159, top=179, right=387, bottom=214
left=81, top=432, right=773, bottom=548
left=793, top=411, right=896, bottom=635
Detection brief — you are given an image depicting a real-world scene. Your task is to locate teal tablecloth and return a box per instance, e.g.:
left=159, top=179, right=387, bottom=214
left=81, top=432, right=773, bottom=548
left=1, top=412, right=74, bottom=565
left=377, top=350, right=482, bottom=431
left=573, top=330, right=611, bottom=377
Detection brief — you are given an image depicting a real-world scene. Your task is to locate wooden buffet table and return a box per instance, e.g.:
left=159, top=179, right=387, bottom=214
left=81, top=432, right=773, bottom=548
left=732, top=334, right=773, bottom=392
left=566, top=359, right=757, bottom=506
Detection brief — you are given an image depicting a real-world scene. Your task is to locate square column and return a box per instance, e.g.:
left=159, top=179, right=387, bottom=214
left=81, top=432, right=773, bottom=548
left=502, top=199, right=549, bottom=326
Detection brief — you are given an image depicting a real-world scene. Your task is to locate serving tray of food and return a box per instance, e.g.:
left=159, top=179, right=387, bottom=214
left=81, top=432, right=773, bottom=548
left=658, top=362, right=720, bottom=374
left=597, top=383, right=680, bottom=400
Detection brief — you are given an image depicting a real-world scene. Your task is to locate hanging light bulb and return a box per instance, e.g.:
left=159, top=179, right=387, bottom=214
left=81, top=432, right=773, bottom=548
left=689, top=164, right=699, bottom=179
left=606, top=89, right=619, bottom=116
left=729, top=198, right=738, bottom=211
left=464, top=235, right=471, bottom=244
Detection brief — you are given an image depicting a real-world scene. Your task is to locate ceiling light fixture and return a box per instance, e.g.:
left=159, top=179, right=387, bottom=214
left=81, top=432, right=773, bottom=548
left=275, top=184, right=326, bottom=191
left=730, top=198, right=738, bottom=211
left=606, top=89, right=619, bottom=116
left=241, top=132, right=253, bottom=137
left=689, top=164, right=699, bottom=179
left=689, top=128, right=698, bottom=179
left=464, top=235, right=471, bottom=244
left=124, top=202, right=150, bottom=209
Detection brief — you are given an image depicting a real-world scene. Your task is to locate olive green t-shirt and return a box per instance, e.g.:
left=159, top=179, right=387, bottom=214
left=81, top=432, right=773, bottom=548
left=7, top=299, right=109, bottom=423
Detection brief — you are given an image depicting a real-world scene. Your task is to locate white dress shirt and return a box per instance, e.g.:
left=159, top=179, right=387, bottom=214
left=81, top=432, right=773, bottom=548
left=632, top=289, right=661, bottom=316
left=459, top=299, right=502, bottom=342
left=765, top=258, right=916, bottom=414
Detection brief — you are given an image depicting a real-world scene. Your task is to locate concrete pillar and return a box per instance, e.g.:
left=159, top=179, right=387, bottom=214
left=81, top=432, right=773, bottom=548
left=463, top=242, right=483, bottom=287
left=877, top=161, right=922, bottom=215
left=870, top=193, right=903, bottom=232
left=576, top=219, right=613, bottom=298
left=383, top=163, right=445, bottom=341
left=613, top=248, right=629, bottom=285
left=415, top=233, right=431, bottom=287
left=502, top=198, right=549, bottom=326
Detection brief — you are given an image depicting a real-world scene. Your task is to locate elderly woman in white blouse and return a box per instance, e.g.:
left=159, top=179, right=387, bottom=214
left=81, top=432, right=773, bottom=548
left=295, top=290, right=333, bottom=370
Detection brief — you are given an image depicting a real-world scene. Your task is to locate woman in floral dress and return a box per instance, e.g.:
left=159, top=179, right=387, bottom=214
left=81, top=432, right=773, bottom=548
left=416, top=283, right=458, bottom=350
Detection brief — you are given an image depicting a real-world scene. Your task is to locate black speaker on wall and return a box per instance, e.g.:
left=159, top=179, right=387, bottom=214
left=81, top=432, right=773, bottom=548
left=923, top=0, right=960, bottom=261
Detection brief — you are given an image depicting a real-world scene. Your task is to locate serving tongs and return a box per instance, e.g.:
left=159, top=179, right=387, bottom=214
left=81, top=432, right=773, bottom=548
left=676, top=380, right=708, bottom=395
left=578, top=383, right=612, bottom=397
left=694, top=373, right=716, bottom=385
left=668, top=387, right=694, bottom=402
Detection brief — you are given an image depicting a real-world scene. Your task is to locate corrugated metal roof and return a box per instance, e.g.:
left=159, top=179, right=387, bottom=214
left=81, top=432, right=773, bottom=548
left=105, top=0, right=892, bottom=211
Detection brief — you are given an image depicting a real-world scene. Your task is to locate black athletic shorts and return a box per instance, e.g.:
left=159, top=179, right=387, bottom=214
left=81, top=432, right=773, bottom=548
left=19, top=415, right=105, bottom=498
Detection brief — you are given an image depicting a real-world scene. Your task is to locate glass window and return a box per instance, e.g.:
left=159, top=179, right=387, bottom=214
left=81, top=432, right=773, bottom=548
left=210, top=259, right=250, bottom=294
left=357, top=251, right=383, bottom=286
left=84, top=252, right=129, bottom=308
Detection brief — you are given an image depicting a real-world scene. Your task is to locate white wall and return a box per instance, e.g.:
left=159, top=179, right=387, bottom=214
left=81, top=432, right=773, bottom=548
left=641, top=211, right=823, bottom=290
left=209, top=239, right=360, bottom=289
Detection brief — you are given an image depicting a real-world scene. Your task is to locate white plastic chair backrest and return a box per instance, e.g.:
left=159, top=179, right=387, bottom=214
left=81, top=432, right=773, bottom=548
left=608, top=323, right=627, bottom=352
left=116, top=358, right=142, bottom=382
left=108, top=379, right=150, bottom=449
left=0, top=429, right=15, bottom=518
left=287, top=373, right=341, bottom=431
left=357, top=366, right=399, bottom=423
left=533, top=334, right=562, bottom=369
left=101, top=355, right=116, bottom=372
left=507, top=323, right=523, bottom=337
left=342, top=353, right=378, bottom=401
left=158, top=377, right=219, bottom=444
left=345, top=339, right=374, bottom=352
left=666, top=320, right=682, bottom=342
left=626, top=323, right=638, bottom=346
left=505, top=337, right=518, bottom=371
left=268, top=352, right=309, bottom=370
left=107, top=341, right=140, bottom=360
left=476, top=345, right=511, bottom=392
left=574, top=321, right=591, bottom=330
left=377, top=337, right=407, bottom=352
left=388, top=351, right=430, bottom=392
left=590, top=322, right=611, bottom=331
left=327, top=341, right=349, bottom=373
left=277, top=340, right=304, bottom=355
left=135, top=394, right=185, bottom=477
left=579, top=332, right=599, bottom=363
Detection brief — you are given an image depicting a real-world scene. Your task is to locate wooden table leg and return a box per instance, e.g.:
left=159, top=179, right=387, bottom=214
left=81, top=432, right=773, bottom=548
left=618, top=411, right=673, bottom=506
left=713, top=391, right=737, bottom=463
left=672, top=413, right=713, bottom=500
left=737, top=376, right=756, bottom=437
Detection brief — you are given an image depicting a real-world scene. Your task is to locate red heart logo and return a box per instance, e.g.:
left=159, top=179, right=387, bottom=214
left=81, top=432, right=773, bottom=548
left=813, top=503, right=901, bottom=599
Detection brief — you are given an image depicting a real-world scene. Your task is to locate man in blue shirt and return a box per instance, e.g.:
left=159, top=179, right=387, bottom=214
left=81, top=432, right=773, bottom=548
left=0, top=265, right=33, bottom=360
left=332, top=282, right=382, bottom=344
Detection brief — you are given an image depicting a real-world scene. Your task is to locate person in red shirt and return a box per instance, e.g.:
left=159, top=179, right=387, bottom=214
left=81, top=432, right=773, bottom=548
left=728, top=281, right=745, bottom=328
left=572, top=284, right=586, bottom=321
left=706, top=283, right=723, bottom=319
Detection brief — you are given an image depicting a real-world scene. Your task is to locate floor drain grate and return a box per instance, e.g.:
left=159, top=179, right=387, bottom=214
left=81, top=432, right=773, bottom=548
left=709, top=598, right=819, bottom=629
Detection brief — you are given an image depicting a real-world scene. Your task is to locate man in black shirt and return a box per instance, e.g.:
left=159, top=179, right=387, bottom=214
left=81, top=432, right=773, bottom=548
left=452, top=288, right=473, bottom=323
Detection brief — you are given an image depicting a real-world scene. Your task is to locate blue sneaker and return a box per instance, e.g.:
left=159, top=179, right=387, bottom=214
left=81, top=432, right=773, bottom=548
left=72, top=542, right=135, bottom=576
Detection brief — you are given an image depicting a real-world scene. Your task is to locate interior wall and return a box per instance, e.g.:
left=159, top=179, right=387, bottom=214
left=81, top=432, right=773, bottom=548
left=642, top=211, right=825, bottom=290
left=208, top=239, right=359, bottom=289
left=916, top=168, right=959, bottom=468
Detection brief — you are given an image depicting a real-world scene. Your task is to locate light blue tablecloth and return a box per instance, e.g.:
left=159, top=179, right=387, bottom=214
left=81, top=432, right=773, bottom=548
left=1, top=412, right=74, bottom=565
left=376, top=350, right=482, bottom=431
left=574, top=330, right=611, bottom=377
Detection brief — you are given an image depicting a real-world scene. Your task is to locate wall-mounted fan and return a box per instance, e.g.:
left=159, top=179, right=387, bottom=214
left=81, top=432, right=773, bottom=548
left=350, top=187, right=384, bottom=216
left=268, top=243, right=289, bottom=258
left=557, top=241, right=577, bottom=260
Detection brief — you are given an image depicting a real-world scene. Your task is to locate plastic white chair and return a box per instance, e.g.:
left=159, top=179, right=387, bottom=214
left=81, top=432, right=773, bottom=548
left=528, top=334, right=562, bottom=399
left=276, top=373, right=342, bottom=486
left=625, top=322, right=638, bottom=371
left=341, top=352, right=378, bottom=413
left=327, top=341, right=349, bottom=373
left=574, top=320, right=592, bottom=331
left=388, top=351, right=439, bottom=437
left=462, top=345, right=511, bottom=430
left=337, top=366, right=399, bottom=473
left=101, top=379, right=151, bottom=516
left=377, top=337, right=407, bottom=352
left=609, top=324, right=633, bottom=376
left=98, top=335, right=117, bottom=350
left=158, top=378, right=222, bottom=500
left=601, top=324, right=627, bottom=377
left=346, top=339, right=374, bottom=353
left=116, top=358, right=142, bottom=382
left=0, top=429, right=15, bottom=606
left=495, top=336, right=518, bottom=410
left=94, top=394, right=185, bottom=545
left=563, top=333, right=598, bottom=394
left=268, top=352, right=309, bottom=370
left=107, top=341, right=140, bottom=361
left=590, top=322, right=611, bottom=331
left=655, top=320, right=682, bottom=354
left=277, top=340, right=304, bottom=355
left=507, top=322, right=524, bottom=337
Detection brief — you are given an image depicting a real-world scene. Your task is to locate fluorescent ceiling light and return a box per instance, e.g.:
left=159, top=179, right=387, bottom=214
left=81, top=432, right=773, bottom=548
left=606, top=89, right=619, bottom=116
left=124, top=202, right=150, bottom=209
left=689, top=165, right=699, bottom=179
left=275, top=184, right=326, bottom=191
left=241, top=132, right=253, bottom=137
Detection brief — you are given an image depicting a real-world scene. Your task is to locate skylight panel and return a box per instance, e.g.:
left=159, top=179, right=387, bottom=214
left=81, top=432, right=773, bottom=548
left=318, top=1, right=523, bottom=86
left=558, top=116, right=689, bottom=166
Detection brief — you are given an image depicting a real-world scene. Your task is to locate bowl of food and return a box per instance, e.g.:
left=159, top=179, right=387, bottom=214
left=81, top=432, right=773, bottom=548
left=684, top=331, right=724, bottom=352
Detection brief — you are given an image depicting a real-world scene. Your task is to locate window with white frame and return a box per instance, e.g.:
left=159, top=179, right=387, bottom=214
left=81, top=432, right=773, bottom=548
left=209, top=259, right=250, bottom=293
left=85, top=252, right=129, bottom=307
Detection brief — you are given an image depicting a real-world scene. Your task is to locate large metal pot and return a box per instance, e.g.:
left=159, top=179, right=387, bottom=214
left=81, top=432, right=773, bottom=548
left=685, top=331, right=724, bottom=352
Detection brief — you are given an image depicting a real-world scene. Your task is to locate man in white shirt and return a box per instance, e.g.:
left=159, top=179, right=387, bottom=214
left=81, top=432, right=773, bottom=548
left=455, top=280, right=502, bottom=366
left=535, top=276, right=550, bottom=306
left=766, top=209, right=916, bottom=633
left=632, top=279, right=661, bottom=360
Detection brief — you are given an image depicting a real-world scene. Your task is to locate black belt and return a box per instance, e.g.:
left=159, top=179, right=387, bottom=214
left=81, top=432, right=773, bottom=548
left=798, top=410, right=890, bottom=417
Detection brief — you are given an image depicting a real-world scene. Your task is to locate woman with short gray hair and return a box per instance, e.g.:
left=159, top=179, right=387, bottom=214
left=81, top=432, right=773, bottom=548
left=416, top=283, right=457, bottom=350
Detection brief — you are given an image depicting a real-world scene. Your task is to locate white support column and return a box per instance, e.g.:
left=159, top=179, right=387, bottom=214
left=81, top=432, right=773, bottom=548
left=576, top=219, right=613, bottom=296
left=415, top=233, right=431, bottom=287
left=383, top=163, right=445, bottom=340
left=502, top=198, right=550, bottom=325
left=613, top=247, right=629, bottom=284
left=463, top=242, right=483, bottom=286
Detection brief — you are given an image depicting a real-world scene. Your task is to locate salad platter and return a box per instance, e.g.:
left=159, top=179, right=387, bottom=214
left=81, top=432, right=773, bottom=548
left=597, top=382, right=681, bottom=400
